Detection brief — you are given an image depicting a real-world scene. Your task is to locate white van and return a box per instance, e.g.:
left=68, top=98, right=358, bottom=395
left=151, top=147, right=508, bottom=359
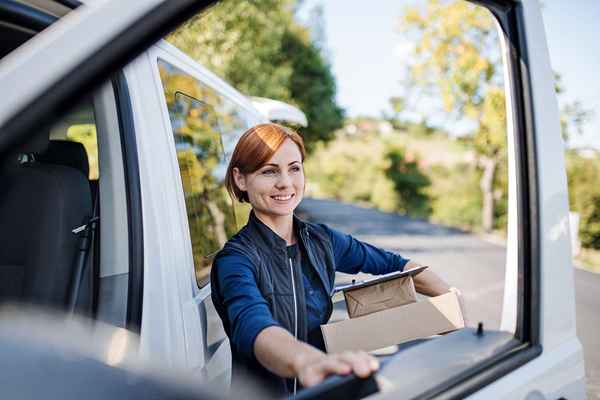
left=0, top=0, right=587, bottom=399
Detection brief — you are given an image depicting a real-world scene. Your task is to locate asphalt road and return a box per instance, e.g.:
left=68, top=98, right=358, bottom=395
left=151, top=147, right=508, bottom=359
left=297, top=197, right=599, bottom=398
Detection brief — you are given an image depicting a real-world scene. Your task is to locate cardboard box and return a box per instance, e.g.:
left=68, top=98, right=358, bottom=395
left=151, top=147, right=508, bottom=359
left=341, top=267, right=426, bottom=318
left=321, top=269, right=464, bottom=353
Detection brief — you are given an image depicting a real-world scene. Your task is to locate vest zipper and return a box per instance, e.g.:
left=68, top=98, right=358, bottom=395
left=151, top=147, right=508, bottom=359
left=289, top=256, right=298, bottom=396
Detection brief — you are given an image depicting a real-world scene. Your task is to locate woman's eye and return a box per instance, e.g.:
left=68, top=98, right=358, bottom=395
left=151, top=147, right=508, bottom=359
left=262, top=169, right=277, bottom=175
left=290, top=165, right=301, bottom=172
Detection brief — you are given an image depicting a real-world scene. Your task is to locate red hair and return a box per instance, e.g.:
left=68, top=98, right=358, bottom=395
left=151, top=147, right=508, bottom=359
left=225, top=123, right=306, bottom=203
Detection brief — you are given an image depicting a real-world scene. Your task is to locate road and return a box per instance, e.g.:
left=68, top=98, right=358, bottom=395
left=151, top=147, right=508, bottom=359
left=297, top=197, right=599, bottom=398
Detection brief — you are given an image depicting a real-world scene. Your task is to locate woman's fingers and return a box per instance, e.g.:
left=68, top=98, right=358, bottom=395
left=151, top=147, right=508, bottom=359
left=299, top=356, right=349, bottom=387
left=336, top=351, right=379, bottom=378
left=298, top=351, right=379, bottom=387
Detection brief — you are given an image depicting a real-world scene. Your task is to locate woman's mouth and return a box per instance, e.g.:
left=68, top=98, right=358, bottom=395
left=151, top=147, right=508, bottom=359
left=271, top=193, right=295, bottom=202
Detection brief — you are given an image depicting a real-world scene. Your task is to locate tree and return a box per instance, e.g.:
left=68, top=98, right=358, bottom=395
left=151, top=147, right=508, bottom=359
left=166, top=0, right=343, bottom=151
left=398, top=1, right=593, bottom=232
left=167, top=0, right=295, bottom=100
left=385, top=146, right=431, bottom=217
left=280, top=28, right=344, bottom=151
left=399, top=0, right=504, bottom=232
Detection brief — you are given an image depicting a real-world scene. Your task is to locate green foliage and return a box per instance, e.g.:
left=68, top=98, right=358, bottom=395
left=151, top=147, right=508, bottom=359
left=305, top=118, right=496, bottom=230
left=385, top=146, right=431, bottom=217
left=493, top=157, right=509, bottom=231
left=166, top=0, right=343, bottom=151
left=399, top=0, right=506, bottom=232
left=167, top=0, right=294, bottom=99
left=281, top=29, right=344, bottom=151
left=159, top=63, right=242, bottom=285
left=427, top=164, right=482, bottom=228
left=566, top=153, right=600, bottom=249
left=305, top=135, right=400, bottom=212
left=406, top=121, right=437, bottom=137
left=305, top=132, right=433, bottom=217
left=398, top=1, right=593, bottom=235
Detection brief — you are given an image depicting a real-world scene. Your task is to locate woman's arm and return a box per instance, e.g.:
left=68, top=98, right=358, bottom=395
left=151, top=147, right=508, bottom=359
left=404, top=260, right=450, bottom=296
left=214, top=252, right=379, bottom=386
left=326, top=226, right=409, bottom=275
left=254, top=326, right=379, bottom=387
left=326, top=226, right=461, bottom=296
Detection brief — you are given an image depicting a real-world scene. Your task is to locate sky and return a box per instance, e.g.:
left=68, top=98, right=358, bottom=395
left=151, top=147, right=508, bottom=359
left=297, top=0, right=600, bottom=149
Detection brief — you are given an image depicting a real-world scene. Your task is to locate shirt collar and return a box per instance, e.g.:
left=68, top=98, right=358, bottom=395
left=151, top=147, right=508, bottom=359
left=247, top=210, right=308, bottom=249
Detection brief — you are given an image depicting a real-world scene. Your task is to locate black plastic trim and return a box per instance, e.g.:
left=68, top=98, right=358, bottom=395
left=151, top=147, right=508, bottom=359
left=0, top=0, right=217, bottom=158
left=0, top=0, right=57, bottom=32
left=296, top=372, right=379, bottom=400
left=513, top=0, right=541, bottom=348
left=112, top=72, right=144, bottom=334
left=472, top=0, right=541, bottom=347
left=55, top=0, right=81, bottom=9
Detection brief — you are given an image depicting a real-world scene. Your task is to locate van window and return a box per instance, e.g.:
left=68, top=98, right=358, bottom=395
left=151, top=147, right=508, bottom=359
left=158, top=59, right=244, bottom=287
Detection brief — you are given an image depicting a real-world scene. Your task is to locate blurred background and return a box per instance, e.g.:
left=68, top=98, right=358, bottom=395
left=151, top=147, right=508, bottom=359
left=165, top=0, right=600, bottom=270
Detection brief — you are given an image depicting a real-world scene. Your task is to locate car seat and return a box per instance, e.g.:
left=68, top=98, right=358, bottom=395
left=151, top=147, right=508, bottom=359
left=0, top=135, right=93, bottom=310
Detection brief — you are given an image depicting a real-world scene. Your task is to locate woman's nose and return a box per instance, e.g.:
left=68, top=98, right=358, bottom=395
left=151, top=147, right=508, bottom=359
left=275, top=172, right=292, bottom=188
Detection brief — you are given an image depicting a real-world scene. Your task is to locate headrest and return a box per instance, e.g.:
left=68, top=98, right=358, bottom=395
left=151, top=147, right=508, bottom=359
left=37, top=140, right=90, bottom=179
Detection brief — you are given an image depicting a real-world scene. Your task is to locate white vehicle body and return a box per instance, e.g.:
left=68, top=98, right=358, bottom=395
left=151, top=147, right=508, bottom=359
left=0, top=0, right=586, bottom=399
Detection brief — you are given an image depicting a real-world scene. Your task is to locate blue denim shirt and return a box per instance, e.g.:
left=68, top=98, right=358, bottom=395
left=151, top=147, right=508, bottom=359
left=213, top=224, right=409, bottom=359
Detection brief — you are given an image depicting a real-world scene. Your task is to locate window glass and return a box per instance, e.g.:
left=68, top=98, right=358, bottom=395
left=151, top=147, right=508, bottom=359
left=158, top=59, right=245, bottom=287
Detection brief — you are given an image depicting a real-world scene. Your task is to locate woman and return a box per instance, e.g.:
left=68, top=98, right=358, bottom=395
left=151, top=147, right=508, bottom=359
left=211, top=123, right=463, bottom=396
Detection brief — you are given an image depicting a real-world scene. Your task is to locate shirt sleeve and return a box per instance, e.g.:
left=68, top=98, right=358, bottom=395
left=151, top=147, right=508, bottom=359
left=324, top=225, right=410, bottom=275
left=214, top=253, right=280, bottom=360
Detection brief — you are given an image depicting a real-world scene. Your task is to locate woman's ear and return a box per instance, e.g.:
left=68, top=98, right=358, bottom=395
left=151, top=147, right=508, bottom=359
left=232, top=167, right=247, bottom=191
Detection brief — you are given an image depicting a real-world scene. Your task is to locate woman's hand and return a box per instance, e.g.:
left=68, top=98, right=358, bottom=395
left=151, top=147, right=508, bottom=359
left=294, top=350, right=380, bottom=387
left=255, top=327, right=379, bottom=388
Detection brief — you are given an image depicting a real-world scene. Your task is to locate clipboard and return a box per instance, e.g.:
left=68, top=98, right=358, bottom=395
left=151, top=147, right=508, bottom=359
left=333, top=265, right=428, bottom=294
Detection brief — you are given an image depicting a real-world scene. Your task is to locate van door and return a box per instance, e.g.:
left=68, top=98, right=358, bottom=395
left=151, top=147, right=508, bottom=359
left=0, top=0, right=586, bottom=398
left=135, top=41, right=264, bottom=387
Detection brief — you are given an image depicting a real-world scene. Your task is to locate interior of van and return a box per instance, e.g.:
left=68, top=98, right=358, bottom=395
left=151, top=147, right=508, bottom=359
left=0, top=92, right=131, bottom=326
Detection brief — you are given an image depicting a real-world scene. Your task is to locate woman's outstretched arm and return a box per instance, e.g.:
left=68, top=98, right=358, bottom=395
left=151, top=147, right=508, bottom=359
left=325, top=226, right=467, bottom=321
left=254, top=326, right=379, bottom=387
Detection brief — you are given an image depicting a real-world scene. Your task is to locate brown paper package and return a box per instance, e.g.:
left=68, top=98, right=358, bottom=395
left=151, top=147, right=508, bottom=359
left=344, top=276, right=417, bottom=318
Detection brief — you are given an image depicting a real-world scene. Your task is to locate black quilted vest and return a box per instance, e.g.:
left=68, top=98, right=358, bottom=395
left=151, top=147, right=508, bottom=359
left=211, top=211, right=337, bottom=395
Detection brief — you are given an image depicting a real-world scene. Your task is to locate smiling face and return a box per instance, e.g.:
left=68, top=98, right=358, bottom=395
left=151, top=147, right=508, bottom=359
left=233, top=138, right=304, bottom=221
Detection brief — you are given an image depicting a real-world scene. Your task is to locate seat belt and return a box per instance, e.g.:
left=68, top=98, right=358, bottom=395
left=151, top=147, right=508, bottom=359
left=68, top=188, right=100, bottom=313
